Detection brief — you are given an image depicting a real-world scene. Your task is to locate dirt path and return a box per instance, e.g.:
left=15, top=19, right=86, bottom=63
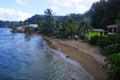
left=44, top=37, right=107, bottom=80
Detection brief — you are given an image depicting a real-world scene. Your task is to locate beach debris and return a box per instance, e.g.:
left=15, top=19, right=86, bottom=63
left=66, top=56, right=69, bottom=58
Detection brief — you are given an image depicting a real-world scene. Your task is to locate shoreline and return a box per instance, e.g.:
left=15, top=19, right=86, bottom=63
left=43, top=36, right=107, bottom=80
left=50, top=47, right=94, bottom=80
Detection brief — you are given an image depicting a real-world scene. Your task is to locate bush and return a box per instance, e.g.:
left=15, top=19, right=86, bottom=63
left=54, top=30, right=61, bottom=38
left=102, top=44, right=120, bottom=56
left=97, top=34, right=120, bottom=47
left=104, top=53, right=120, bottom=80
left=106, top=34, right=120, bottom=45
left=97, top=37, right=108, bottom=47
left=25, top=27, right=36, bottom=34
left=89, top=35, right=100, bottom=45
left=115, top=34, right=120, bottom=44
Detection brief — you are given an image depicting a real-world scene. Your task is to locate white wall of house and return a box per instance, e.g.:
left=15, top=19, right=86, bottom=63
left=29, top=24, right=38, bottom=28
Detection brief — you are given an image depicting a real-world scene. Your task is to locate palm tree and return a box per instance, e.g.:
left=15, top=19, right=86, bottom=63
left=78, top=19, right=92, bottom=39
left=63, top=17, right=76, bottom=38
left=44, top=8, right=55, bottom=36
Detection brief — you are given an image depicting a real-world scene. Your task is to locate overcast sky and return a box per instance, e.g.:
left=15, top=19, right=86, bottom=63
left=0, top=0, right=99, bottom=21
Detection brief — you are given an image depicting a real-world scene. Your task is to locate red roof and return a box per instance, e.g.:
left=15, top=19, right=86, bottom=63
left=107, top=24, right=118, bottom=28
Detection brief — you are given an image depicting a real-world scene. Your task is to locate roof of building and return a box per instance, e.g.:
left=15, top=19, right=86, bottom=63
left=93, top=29, right=105, bottom=32
left=106, top=24, right=118, bottom=28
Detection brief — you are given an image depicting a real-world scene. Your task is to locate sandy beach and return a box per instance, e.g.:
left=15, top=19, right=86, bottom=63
left=43, top=36, right=107, bottom=80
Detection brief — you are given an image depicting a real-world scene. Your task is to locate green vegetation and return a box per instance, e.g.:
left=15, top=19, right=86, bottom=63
left=97, top=34, right=120, bottom=47
left=97, top=36, right=108, bottom=47
left=116, top=14, right=120, bottom=33
left=88, top=34, right=120, bottom=80
left=88, top=0, right=120, bottom=29
left=104, top=53, right=120, bottom=80
left=24, top=27, right=38, bottom=34
left=44, top=9, right=55, bottom=36
left=102, top=44, right=120, bottom=56
left=88, top=35, right=100, bottom=45
left=78, top=20, right=92, bottom=39
left=87, top=31, right=104, bottom=40
left=34, top=8, right=92, bottom=39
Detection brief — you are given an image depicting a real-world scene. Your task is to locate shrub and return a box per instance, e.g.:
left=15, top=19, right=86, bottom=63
left=107, top=35, right=117, bottom=44
left=106, top=34, right=120, bottom=45
left=25, top=27, right=36, bottom=34
left=104, top=53, right=120, bottom=80
left=115, top=34, right=120, bottom=44
left=97, top=34, right=120, bottom=47
left=97, top=37, right=108, bottom=47
left=102, top=44, right=120, bottom=56
left=89, top=35, right=100, bottom=45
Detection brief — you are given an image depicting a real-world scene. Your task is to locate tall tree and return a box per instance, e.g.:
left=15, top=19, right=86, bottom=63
left=78, top=20, right=92, bottom=39
left=116, top=14, right=120, bottom=33
left=63, top=17, right=76, bottom=37
left=91, top=0, right=107, bottom=28
left=90, top=0, right=120, bottom=29
left=44, top=8, right=55, bottom=36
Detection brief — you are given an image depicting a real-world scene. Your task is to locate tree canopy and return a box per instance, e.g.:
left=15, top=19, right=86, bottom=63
left=87, top=0, right=120, bottom=29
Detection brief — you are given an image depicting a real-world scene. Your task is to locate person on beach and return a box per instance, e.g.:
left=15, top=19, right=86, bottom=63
left=75, top=35, right=78, bottom=40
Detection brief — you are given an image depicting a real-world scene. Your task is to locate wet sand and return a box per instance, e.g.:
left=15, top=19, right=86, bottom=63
left=43, top=36, right=107, bottom=80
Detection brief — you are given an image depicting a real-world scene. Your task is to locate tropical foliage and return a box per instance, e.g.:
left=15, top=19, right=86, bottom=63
left=102, top=44, right=120, bottom=56
left=88, top=0, right=120, bottom=29
left=44, top=9, right=55, bottom=36
left=97, top=34, right=120, bottom=47
left=89, top=35, right=100, bottom=45
left=104, top=53, right=120, bottom=80
left=95, top=34, right=120, bottom=80
left=116, top=14, right=120, bottom=33
left=31, top=8, right=92, bottom=39
left=78, top=20, right=92, bottom=39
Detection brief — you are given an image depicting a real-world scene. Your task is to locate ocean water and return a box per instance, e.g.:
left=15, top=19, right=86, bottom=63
left=0, top=28, right=93, bottom=80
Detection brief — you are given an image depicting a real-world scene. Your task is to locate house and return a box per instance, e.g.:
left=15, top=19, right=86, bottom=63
left=107, top=24, right=118, bottom=35
left=93, top=29, right=105, bottom=37
left=17, top=26, right=25, bottom=32
left=29, top=24, right=38, bottom=28
left=87, top=29, right=105, bottom=40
